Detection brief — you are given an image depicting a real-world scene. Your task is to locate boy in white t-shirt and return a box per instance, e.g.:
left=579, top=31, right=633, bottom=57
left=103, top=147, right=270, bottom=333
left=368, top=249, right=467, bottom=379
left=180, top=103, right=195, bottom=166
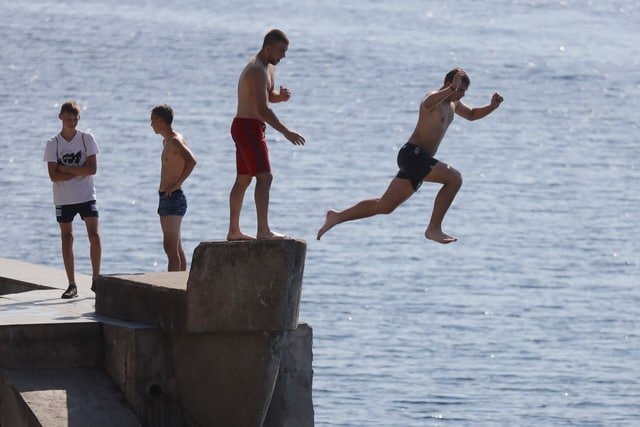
left=43, top=101, right=101, bottom=298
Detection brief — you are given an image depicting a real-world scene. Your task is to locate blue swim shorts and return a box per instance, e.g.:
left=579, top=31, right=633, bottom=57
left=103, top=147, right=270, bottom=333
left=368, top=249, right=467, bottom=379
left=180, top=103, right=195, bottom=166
left=157, top=189, right=187, bottom=217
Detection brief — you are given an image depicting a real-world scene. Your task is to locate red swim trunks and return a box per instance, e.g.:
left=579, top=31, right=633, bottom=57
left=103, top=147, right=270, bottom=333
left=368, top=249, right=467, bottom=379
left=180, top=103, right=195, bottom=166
left=231, top=118, right=270, bottom=176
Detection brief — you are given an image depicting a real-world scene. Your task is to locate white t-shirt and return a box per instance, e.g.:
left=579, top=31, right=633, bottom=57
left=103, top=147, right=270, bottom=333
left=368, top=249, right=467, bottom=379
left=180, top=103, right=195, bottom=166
left=43, top=131, right=100, bottom=205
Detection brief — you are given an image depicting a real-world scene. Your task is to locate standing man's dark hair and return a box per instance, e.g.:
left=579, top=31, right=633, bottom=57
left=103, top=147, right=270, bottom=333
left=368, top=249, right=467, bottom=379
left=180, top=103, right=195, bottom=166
left=151, top=104, right=174, bottom=125
left=262, top=29, right=289, bottom=47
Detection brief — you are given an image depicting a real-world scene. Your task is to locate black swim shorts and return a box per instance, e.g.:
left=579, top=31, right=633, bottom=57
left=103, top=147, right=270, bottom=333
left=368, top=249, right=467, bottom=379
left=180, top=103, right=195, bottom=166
left=55, top=200, right=99, bottom=223
left=395, top=143, right=439, bottom=191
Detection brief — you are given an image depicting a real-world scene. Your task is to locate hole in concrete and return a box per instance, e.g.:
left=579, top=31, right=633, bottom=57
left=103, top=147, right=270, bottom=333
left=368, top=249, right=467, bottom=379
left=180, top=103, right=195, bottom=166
left=148, top=383, right=163, bottom=398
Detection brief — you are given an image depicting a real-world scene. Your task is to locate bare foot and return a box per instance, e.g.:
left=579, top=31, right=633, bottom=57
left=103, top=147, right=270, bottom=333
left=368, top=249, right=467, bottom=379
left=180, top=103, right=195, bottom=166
left=227, top=231, right=256, bottom=241
left=317, top=210, right=340, bottom=240
left=256, top=230, right=288, bottom=240
left=425, top=227, right=458, bottom=244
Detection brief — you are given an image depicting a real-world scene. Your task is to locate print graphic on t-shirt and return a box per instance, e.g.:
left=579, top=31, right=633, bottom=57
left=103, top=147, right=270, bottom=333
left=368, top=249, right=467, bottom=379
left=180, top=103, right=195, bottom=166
left=62, top=151, right=82, bottom=165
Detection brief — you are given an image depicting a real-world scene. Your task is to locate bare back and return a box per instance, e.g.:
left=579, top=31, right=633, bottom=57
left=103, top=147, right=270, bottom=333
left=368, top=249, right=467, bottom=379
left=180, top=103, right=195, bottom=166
left=236, top=56, right=274, bottom=119
left=159, top=132, right=189, bottom=191
left=406, top=95, right=457, bottom=157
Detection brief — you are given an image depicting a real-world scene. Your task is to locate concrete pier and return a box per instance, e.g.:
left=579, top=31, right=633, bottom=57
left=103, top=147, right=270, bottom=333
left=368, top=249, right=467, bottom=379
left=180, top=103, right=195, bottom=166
left=0, top=239, right=314, bottom=426
left=96, top=240, right=306, bottom=333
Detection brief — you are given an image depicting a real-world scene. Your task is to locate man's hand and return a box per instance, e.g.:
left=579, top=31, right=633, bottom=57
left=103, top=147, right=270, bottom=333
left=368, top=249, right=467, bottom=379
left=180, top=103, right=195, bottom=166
left=278, top=85, right=291, bottom=102
left=57, top=163, right=79, bottom=174
left=58, top=161, right=88, bottom=174
left=451, top=70, right=467, bottom=91
left=54, top=164, right=75, bottom=181
left=490, top=92, right=504, bottom=109
left=165, top=183, right=181, bottom=197
left=284, top=130, right=305, bottom=146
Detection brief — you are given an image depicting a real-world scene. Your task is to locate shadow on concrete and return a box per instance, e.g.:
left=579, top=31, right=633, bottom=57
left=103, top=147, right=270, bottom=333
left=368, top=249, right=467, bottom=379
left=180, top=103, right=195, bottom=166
left=1, top=368, right=141, bottom=427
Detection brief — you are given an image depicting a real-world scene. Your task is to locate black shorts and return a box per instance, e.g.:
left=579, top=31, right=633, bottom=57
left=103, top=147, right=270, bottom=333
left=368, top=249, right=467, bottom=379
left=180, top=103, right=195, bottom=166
left=395, top=143, right=439, bottom=191
left=56, top=200, right=99, bottom=223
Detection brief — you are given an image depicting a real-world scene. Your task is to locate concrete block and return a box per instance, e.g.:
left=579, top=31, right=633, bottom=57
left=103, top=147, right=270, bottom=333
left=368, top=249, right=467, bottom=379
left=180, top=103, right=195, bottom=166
left=264, top=323, right=314, bottom=427
left=186, top=239, right=306, bottom=332
left=0, top=323, right=103, bottom=369
left=0, top=244, right=314, bottom=426
left=0, top=370, right=41, bottom=427
left=0, top=368, right=141, bottom=427
left=0, top=277, right=47, bottom=296
left=171, top=331, right=283, bottom=427
left=0, top=257, right=91, bottom=294
left=95, top=272, right=187, bottom=331
left=103, top=323, right=185, bottom=426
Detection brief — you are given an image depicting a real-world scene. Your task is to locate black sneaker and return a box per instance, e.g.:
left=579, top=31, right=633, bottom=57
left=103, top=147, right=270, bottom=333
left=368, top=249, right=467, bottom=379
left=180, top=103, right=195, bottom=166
left=61, top=284, right=78, bottom=299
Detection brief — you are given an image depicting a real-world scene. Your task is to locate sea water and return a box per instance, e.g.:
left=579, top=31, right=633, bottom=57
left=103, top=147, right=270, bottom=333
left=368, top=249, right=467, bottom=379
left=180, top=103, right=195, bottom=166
left=1, top=0, right=639, bottom=425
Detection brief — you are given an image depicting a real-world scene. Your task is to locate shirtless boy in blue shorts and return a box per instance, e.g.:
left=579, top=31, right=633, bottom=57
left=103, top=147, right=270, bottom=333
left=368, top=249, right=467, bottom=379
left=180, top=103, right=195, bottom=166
left=317, top=69, right=503, bottom=243
left=150, top=105, right=197, bottom=271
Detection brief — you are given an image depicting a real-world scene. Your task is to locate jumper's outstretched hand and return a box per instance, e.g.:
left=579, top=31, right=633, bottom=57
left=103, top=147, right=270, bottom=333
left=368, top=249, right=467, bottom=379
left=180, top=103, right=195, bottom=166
left=451, top=70, right=467, bottom=91
left=491, top=92, right=504, bottom=109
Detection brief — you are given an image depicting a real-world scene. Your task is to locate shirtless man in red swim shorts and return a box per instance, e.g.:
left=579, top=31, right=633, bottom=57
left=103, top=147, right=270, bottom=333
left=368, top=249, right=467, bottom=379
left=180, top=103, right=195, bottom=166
left=227, top=29, right=305, bottom=241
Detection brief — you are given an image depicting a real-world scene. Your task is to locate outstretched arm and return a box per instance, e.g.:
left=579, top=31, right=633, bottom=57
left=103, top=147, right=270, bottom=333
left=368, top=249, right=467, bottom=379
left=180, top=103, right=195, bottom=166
left=252, top=69, right=305, bottom=145
left=455, top=92, right=504, bottom=121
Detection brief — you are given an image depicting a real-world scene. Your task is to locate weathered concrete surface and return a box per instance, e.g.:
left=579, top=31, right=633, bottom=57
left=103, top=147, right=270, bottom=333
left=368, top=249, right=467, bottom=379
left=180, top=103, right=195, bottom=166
left=264, top=323, right=315, bottom=427
left=0, top=242, right=314, bottom=427
left=171, top=331, right=283, bottom=427
left=0, top=289, right=102, bottom=369
left=94, top=240, right=306, bottom=334
left=0, top=257, right=92, bottom=296
left=0, top=288, right=97, bottom=325
left=0, top=368, right=141, bottom=427
left=103, top=323, right=184, bottom=426
left=0, top=322, right=102, bottom=370
left=0, top=279, right=46, bottom=296
left=96, top=272, right=188, bottom=331
left=0, top=263, right=174, bottom=426
left=0, top=369, right=40, bottom=427
left=186, top=239, right=306, bottom=332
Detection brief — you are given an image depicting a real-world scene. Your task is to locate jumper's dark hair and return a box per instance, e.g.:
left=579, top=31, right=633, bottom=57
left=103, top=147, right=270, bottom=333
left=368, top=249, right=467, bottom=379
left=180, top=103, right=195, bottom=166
left=151, top=104, right=173, bottom=125
left=444, top=68, right=470, bottom=86
left=262, top=29, right=289, bottom=47
left=59, top=101, right=81, bottom=115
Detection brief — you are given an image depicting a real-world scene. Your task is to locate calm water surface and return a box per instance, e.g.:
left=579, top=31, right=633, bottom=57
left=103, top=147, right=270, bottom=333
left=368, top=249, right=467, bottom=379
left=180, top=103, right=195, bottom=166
left=1, top=0, right=639, bottom=425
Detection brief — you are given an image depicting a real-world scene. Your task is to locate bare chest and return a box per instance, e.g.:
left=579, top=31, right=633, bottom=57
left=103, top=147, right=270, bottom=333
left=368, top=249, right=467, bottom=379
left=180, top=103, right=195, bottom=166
left=437, top=103, right=455, bottom=126
left=161, top=143, right=174, bottom=164
left=266, top=68, right=275, bottom=92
